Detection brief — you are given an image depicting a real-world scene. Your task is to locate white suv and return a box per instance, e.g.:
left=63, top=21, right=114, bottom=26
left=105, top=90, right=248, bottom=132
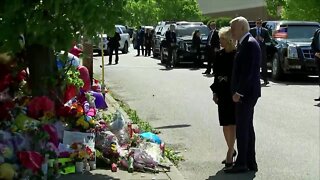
left=93, top=25, right=130, bottom=55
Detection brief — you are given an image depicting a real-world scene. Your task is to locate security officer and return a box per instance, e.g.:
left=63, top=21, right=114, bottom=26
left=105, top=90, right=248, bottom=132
left=249, top=18, right=271, bottom=85
left=165, top=24, right=177, bottom=68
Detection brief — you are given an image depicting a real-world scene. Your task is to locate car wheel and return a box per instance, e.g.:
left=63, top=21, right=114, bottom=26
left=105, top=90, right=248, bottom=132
left=122, top=41, right=129, bottom=54
left=272, top=53, right=283, bottom=80
left=160, top=48, right=165, bottom=64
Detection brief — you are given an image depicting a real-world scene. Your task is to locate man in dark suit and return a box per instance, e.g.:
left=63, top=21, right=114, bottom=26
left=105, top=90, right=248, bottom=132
left=311, top=28, right=320, bottom=101
left=224, top=16, right=261, bottom=173
left=136, top=26, right=145, bottom=56
left=165, top=24, right=177, bottom=68
left=203, top=21, right=220, bottom=74
left=107, top=32, right=121, bottom=64
left=249, top=18, right=271, bottom=85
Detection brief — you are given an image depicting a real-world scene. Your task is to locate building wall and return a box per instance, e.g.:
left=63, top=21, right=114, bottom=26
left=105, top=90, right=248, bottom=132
left=197, top=0, right=271, bottom=20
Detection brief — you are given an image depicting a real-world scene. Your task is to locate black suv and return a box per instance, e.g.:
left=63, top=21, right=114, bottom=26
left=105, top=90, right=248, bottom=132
left=264, top=21, right=320, bottom=80
left=160, top=23, right=210, bottom=67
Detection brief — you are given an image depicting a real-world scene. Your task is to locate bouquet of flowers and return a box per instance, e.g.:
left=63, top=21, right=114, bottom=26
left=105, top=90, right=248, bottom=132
left=70, top=143, right=92, bottom=162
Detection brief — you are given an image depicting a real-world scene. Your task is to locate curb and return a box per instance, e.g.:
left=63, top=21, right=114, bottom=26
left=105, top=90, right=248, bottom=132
left=104, top=92, right=185, bottom=180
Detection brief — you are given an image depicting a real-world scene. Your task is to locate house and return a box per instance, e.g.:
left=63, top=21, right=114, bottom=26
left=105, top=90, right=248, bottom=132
left=197, top=0, right=271, bottom=20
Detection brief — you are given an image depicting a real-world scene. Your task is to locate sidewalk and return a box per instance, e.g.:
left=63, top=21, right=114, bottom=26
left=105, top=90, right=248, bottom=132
left=59, top=93, right=184, bottom=180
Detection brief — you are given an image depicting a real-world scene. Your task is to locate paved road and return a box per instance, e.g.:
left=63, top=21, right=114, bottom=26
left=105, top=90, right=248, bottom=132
left=93, top=48, right=319, bottom=180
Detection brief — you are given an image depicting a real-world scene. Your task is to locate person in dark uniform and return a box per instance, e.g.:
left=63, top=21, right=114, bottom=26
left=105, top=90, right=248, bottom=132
left=225, top=16, right=261, bottom=174
left=144, top=28, right=153, bottom=56
left=249, top=18, right=271, bottom=85
left=311, top=28, right=320, bottom=101
left=203, top=21, right=220, bottom=74
left=165, top=24, right=177, bottom=68
left=210, top=27, right=237, bottom=168
left=136, top=26, right=145, bottom=56
left=192, top=29, right=202, bottom=67
left=107, top=32, right=121, bottom=64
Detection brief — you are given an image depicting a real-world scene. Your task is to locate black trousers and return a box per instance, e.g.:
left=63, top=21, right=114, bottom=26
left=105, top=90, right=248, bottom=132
left=145, top=44, right=152, bottom=56
left=167, top=47, right=174, bottom=67
left=316, top=56, right=320, bottom=86
left=260, top=44, right=268, bottom=82
left=109, top=46, right=119, bottom=64
left=205, top=48, right=215, bottom=73
left=235, top=98, right=258, bottom=167
left=137, top=44, right=144, bottom=56
left=194, top=48, right=201, bottom=67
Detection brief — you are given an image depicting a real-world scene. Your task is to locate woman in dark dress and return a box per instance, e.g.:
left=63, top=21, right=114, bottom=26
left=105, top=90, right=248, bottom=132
left=192, top=29, right=201, bottom=67
left=210, top=27, right=237, bottom=168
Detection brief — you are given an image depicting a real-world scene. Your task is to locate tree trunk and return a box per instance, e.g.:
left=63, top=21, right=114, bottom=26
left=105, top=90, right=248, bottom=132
left=26, top=44, right=58, bottom=97
left=82, top=40, right=93, bottom=86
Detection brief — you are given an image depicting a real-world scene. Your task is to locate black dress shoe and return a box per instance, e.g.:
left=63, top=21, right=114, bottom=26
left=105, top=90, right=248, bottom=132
left=248, top=163, right=258, bottom=172
left=248, top=166, right=258, bottom=172
left=314, top=97, right=320, bottom=101
left=202, top=71, right=210, bottom=74
left=224, top=166, right=248, bottom=173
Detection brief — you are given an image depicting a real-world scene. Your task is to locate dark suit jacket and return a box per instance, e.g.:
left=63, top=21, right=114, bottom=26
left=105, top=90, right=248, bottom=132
left=249, top=27, right=271, bottom=46
left=207, top=29, right=220, bottom=49
left=107, top=32, right=121, bottom=48
left=231, top=34, right=261, bottom=100
left=165, top=30, right=177, bottom=47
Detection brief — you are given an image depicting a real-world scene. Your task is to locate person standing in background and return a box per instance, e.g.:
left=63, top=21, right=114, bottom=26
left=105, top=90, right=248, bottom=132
left=144, top=28, right=153, bottom=57
left=165, top=24, right=177, bottom=68
left=192, top=29, right=202, bottom=67
left=107, top=32, right=121, bottom=64
left=136, top=26, right=145, bottom=56
left=203, top=21, right=220, bottom=75
left=311, top=28, right=320, bottom=101
left=249, top=18, right=271, bottom=85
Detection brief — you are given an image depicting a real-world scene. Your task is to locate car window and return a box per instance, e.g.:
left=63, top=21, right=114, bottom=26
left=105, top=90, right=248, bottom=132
left=176, top=25, right=210, bottom=37
left=161, top=25, right=170, bottom=35
left=116, top=27, right=122, bottom=34
left=120, top=27, right=126, bottom=33
left=284, top=25, right=320, bottom=39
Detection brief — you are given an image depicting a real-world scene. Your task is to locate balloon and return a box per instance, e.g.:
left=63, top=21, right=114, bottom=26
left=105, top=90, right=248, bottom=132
left=77, top=66, right=91, bottom=92
left=90, top=91, right=108, bottom=109
left=64, top=85, right=77, bottom=103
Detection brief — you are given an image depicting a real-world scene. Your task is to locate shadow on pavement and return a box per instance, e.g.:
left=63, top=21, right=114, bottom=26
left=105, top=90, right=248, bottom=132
left=207, top=169, right=256, bottom=180
left=59, top=171, right=117, bottom=180
left=155, top=124, right=191, bottom=129
left=271, top=75, right=318, bottom=86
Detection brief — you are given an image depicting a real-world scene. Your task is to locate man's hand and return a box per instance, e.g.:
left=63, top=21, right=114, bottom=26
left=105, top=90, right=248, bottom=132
left=212, top=94, right=218, bottom=104
left=232, top=93, right=241, bottom=103
left=315, top=52, right=320, bottom=59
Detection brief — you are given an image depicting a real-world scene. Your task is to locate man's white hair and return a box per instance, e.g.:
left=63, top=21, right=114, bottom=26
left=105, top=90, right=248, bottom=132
left=230, top=16, right=250, bottom=32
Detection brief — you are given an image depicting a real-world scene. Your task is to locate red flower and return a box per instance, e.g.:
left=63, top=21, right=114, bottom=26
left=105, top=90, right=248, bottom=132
left=27, top=96, right=55, bottom=119
left=18, top=151, right=43, bottom=173
left=0, top=101, right=14, bottom=120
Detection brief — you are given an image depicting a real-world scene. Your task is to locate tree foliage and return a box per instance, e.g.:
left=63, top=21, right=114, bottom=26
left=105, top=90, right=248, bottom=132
left=125, top=0, right=202, bottom=28
left=265, top=0, right=320, bottom=22
left=0, top=0, right=128, bottom=54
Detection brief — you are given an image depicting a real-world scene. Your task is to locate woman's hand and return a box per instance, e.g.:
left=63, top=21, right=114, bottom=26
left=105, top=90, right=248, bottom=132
left=213, top=94, right=218, bottom=104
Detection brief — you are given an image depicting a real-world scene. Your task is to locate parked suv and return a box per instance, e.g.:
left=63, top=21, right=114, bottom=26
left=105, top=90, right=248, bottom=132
left=160, top=22, right=210, bottom=66
left=264, top=21, right=320, bottom=80
left=93, top=25, right=130, bottom=55
left=153, top=21, right=175, bottom=57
